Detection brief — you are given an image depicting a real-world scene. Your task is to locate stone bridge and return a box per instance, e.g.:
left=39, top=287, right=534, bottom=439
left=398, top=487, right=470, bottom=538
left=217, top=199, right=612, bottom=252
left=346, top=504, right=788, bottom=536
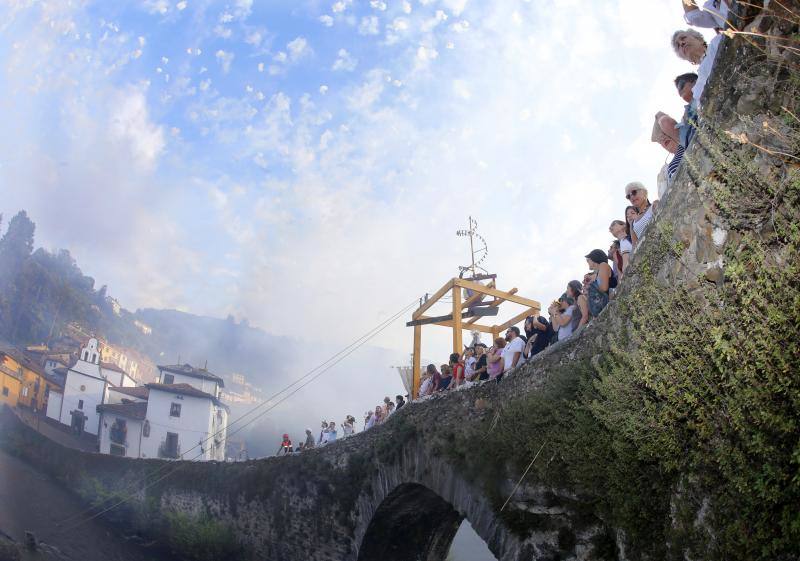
left=2, top=4, right=798, bottom=561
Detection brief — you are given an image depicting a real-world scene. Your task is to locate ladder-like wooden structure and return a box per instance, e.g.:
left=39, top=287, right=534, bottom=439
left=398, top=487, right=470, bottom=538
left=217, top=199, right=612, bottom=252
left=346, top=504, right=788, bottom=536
left=406, top=277, right=540, bottom=398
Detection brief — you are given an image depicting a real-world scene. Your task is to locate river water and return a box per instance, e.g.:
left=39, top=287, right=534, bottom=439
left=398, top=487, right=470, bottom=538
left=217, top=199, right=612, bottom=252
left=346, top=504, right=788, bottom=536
left=0, top=448, right=178, bottom=561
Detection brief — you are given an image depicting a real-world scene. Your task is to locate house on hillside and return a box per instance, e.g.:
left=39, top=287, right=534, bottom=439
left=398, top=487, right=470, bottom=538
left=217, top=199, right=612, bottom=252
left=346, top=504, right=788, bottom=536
left=96, top=363, right=228, bottom=461
left=156, top=363, right=224, bottom=397
left=98, top=340, right=157, bottom=383
left=46, top=338, right=138, bottom=436
left=0, top=342, right=62, bottom=412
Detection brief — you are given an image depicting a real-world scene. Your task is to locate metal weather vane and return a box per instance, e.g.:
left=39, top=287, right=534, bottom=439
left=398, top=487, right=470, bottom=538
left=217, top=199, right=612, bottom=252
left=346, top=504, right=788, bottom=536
left=456, top=216, right=489, bottom=279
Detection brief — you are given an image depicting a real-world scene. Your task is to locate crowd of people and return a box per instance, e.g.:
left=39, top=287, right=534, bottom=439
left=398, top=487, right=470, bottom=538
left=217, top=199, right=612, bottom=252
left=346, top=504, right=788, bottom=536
left=275, top=0, right=730, bottom=454
left=275, top=395, right=408, bottom=455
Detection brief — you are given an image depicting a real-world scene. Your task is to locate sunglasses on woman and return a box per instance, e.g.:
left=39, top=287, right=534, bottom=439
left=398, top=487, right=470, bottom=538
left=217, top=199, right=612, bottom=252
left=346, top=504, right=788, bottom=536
left=625, top=189, right=639, bottom=200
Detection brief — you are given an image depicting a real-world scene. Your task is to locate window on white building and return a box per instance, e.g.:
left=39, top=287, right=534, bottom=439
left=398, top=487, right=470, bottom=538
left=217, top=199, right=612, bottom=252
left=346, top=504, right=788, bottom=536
left=170, top=403, right=181, bottom=417
left=78, top=399, right=84, bottom=410
left=162, top=373, right=175, bottom=384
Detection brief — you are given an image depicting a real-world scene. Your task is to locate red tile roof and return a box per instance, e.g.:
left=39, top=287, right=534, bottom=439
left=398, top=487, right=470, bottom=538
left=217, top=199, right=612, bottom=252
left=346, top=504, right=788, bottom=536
left=96, top=401, right=148, bottom=421
left=109, top=386, right=150, bottom=400
left=100, top=361, right=126, bottom=374
left=157, top=363, right=225, bottom=387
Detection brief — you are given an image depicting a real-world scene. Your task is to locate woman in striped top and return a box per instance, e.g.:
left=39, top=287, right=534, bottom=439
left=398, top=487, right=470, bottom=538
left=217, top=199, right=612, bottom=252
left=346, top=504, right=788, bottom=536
left=625, top=182, right=658, bottom=248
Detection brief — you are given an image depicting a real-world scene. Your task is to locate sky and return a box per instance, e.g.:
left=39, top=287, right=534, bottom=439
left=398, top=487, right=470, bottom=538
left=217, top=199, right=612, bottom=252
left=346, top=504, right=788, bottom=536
left=0, top=0, right=712, bottom=383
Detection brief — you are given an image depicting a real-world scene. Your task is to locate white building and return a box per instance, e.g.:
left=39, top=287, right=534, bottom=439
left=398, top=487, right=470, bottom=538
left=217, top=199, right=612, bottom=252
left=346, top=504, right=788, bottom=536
left=156, top=363, right=224, bottom=397
left=46, top=338, right=137, bottom=436
left=96, top=363, right=228, bottom=461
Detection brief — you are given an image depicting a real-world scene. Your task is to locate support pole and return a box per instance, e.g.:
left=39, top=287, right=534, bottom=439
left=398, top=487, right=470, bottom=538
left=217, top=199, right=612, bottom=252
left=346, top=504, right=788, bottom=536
left=412, top=324, right=421, bottom=399
left=452, top=285, right=462, bottom=355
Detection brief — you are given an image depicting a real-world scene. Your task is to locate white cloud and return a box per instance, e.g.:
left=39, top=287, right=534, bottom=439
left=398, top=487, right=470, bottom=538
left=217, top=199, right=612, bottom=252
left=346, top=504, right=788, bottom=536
left=109, top=87, right=165, bottom=171
left=319, top=15, right=334, bottom=27
left=142, top=0, right=170, bottom=15
left=215, top=49, right=234, bottom=73
left=176, top=1, right=187, bottom=10
left=245, top=30, right=263, bottom=47
left=332, top=48, right=357, bottom=72
left=332, top=0, right=352, bottom=13
left=358, top=15, right=379, bottom=35
left=286, top=36, right=311, bottom=61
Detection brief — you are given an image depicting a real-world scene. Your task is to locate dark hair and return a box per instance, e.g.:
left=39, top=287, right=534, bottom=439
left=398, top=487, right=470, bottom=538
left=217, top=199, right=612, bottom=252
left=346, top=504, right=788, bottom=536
left=586, top=249, right=609, bottom=264
left=426, top=364, right=437, bottom=375
left=624, top=205, right=637, bottom=241
left=508, top=326, right=520, bottom=336
left=674, top=72, right=698, bottom=91
left=449, top=352, right=460, bottom=363
left=567, top=280, right=582, bottom=299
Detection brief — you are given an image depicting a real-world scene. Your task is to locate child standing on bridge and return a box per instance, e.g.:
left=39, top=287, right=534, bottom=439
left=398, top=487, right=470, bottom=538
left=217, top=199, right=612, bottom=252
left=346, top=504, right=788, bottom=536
left=276, top=434, right=293, bottom=456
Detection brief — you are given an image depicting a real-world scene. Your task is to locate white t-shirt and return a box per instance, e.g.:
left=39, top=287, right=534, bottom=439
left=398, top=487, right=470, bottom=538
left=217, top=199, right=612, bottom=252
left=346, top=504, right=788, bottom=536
left=502, top=337, right=525, bottom=372
left=692, top=34, right=721, bottom=109
left=464, top=356, right=477, bottom=378
left=558, top=306, right=575, bottom=341
left=419, top=377, right=433, bottom=397
left=684, top=0, right=729, bottom=29
left=619, top=238, right=632, bottom=255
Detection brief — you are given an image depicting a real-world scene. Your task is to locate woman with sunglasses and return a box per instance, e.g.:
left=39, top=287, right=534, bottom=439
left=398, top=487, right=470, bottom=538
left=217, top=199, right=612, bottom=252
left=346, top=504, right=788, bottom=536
left=625, top=182, right=657, bottom=248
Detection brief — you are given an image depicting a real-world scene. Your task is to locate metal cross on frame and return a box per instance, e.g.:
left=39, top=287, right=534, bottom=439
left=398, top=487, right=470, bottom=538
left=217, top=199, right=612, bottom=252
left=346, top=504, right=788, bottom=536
left=406, top=277, right=540, bottom=398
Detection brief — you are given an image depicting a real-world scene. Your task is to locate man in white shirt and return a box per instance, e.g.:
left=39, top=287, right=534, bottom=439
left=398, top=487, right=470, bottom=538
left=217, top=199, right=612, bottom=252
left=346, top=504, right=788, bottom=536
left=502, top=327, right=525, bottom=373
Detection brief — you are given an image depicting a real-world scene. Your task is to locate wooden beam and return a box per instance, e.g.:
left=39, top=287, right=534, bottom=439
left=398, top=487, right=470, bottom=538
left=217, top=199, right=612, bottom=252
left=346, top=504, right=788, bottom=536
left=466, top=288, right=519, bottom=325
left=412, top=279, right=455, bottom=319
left=454, top=279, right=540, bottom=309
left=406, top=307, right=498, bottom=327
left=430, top=320, right=495, bottom=334
left=497, top=307, right=540, bottom=333
left=412, top=324, right=421, bottom=399
left=452, top=285, right=462, bottom=356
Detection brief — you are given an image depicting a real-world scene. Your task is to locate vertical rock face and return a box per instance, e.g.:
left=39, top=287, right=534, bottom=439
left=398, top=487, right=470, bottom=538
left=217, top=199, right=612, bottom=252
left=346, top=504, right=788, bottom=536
left=1, top=4, right=798, bottom=561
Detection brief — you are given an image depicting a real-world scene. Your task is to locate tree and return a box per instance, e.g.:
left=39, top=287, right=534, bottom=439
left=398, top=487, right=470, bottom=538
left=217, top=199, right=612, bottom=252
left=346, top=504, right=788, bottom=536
left=0, top=210, right=35, bottom=287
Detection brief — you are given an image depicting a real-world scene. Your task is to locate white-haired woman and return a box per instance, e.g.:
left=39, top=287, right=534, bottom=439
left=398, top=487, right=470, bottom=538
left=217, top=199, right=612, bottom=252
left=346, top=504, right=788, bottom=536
left=652, top=111, right=686, bottom=188
left=625, top=182, right=657, bottom=247
left=671, top=27, right=721, bottom=108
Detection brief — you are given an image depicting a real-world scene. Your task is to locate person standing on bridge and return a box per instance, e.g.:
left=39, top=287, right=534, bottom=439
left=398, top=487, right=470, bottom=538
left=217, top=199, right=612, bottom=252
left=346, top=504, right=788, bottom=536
left=487, top=337, right=505, bottom=381
left=502, top=327, right=525, bottom=374
left=304, top=428, right=315, bottom=450
left=276, top=433, right=293, bottom=456
left=449, top=353, right=465, bottom=389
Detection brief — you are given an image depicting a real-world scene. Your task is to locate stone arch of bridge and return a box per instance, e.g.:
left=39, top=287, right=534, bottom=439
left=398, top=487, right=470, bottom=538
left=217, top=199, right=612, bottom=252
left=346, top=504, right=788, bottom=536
left=350, top=441, right=521, bottom=561
left=356, top=482, right=464, bottom=561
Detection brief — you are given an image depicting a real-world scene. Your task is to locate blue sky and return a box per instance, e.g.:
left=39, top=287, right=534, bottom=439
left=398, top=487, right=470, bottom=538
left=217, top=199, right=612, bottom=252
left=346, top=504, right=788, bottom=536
left=0, top=0, right=712, bottom=366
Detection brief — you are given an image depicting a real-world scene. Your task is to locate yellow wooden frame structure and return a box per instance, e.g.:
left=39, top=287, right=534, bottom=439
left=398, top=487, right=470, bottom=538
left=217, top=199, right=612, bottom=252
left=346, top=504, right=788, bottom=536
left=409, top=278, right=540, bottom=398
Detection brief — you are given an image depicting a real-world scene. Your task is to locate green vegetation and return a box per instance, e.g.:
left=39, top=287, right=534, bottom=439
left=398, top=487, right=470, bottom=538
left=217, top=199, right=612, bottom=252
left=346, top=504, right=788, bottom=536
left=163, top=512, right=241, bottom=561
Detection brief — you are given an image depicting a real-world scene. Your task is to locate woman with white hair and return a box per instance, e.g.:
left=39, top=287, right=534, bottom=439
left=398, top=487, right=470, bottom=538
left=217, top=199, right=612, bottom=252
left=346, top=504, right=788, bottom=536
left=671, top=27, right=720, bottom=108
left=651, top=111, right=686, bottom=190
left=625, top=182, right=657, bottom=247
